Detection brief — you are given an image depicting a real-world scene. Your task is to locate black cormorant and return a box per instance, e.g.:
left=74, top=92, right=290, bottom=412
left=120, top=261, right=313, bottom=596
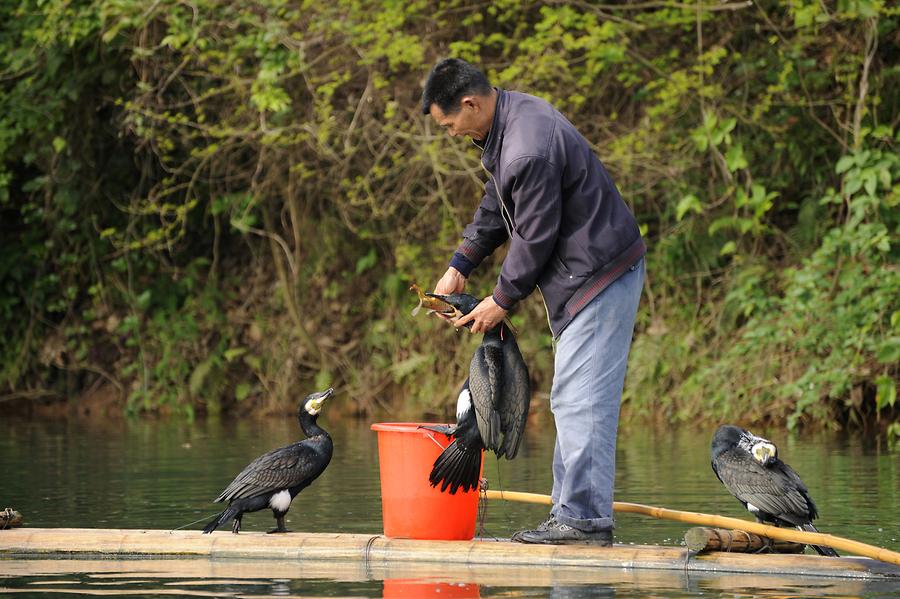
left=422, top=293, right=530, bottom=494
left=202, top=387, right=335, bottom=534
left=711, top=424, right=839, bottom=557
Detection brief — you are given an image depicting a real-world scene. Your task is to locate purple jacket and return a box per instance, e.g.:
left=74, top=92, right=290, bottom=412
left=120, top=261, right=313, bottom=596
left=449, top=89, right=645, bottom=338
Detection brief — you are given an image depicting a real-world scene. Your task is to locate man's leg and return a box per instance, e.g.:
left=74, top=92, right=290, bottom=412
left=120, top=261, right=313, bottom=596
left=517, top=258, right=643, bottom=543
left=511, top=435, right=564, bottom=541
left=551, top=434, right=565, bottom=511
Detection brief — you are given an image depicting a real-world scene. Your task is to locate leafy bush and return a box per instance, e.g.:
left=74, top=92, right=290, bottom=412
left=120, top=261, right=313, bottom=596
left=0, top=1, right=896, bottom=433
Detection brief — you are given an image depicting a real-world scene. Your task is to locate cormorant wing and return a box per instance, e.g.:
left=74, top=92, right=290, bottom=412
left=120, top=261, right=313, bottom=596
left=769, top=458, right=819, bottom=521
left=469, top=341, right=503, bottom=452
left=712, top=448, right=814, bottom=525
left=497, top=332, right=530, bottom=459
left=215, top=441, right=329, bottom=503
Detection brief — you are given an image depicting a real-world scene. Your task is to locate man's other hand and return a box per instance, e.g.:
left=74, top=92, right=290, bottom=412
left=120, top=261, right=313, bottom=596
left=454, top=296, right=507, bottom=334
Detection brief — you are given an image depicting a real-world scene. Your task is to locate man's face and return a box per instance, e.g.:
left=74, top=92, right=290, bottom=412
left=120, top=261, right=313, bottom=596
left=429, top=99, right=489, bottom=141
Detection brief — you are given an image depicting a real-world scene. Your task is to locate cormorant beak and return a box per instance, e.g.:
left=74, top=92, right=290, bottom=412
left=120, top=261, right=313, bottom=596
left=751, top=441, right=777, bottom=465
left=423, top=293, right=463, bottom=318
left=305, top=387, right=334, bottom=415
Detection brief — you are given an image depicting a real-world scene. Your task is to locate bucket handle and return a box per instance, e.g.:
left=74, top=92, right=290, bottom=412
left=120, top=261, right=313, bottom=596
left=424, top=431, right=449, bottom=451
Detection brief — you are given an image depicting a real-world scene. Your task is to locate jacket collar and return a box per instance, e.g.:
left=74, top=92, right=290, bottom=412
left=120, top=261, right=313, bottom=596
left=475, top=88, right=507, bottom=171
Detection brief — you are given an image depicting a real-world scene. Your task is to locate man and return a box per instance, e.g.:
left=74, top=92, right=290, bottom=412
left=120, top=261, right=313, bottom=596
left=423, top=58, right=645, bottom=546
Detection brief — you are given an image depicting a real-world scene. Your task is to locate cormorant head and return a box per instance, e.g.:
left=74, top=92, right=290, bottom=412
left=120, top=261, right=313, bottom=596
left=302, top=387, right=334, bottom=416
left=424, top=292, right=481, bottom=325
left=749, top=437, right=778, bottom=466
left=714, top=424, right=777, bottom=466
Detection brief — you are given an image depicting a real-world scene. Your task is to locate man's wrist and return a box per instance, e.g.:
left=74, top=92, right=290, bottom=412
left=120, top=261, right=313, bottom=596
left=492, top=288, right=514, bottom=311
left=449, top=253, right=475, bottom=278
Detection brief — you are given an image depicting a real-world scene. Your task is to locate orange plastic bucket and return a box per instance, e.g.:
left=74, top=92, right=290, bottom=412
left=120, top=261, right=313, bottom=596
left=371, top=422, right=481, bottom=540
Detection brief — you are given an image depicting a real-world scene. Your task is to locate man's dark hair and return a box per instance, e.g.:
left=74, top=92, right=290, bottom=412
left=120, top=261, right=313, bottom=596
left=421, top=58, right=492, bottom=115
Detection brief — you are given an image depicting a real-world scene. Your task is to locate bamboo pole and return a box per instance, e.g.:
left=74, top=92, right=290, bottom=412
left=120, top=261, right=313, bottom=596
left=482, top=489, right=900, bottom=566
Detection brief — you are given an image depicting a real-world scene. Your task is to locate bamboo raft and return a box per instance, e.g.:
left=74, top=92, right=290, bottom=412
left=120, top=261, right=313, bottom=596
left=1, top=528, right=898, bottom=580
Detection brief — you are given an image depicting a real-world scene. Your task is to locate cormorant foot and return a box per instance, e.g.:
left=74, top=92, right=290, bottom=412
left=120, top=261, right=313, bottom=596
left=419, top=424, right=455, bottom=436
left=267, top=528, right=291, bottom=534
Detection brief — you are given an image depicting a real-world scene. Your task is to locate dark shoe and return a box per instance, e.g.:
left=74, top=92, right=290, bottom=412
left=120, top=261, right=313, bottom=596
left=515, top=520, right=612, bottom=546
left=510, top=513, right=557, bottom=542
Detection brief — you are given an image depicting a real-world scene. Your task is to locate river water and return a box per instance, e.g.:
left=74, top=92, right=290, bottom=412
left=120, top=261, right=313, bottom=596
left=0, top=414, right=898, bottom=597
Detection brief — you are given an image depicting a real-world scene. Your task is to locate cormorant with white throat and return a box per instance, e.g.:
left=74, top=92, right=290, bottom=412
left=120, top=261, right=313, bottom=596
left=710, top=424, right=839, bottom=557
left=422, top=293, right=530, bottom=494
left=202, top=388, right=335, bottom=534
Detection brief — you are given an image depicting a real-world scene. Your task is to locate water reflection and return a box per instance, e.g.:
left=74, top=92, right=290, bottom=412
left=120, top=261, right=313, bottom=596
left=0, top=558, right=896, bottom=598
left=383, top=578, right=480, bottom=598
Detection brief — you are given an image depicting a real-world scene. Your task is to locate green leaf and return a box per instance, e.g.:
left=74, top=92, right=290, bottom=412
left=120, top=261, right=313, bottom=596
left=863, top=170, right=877, bottom=196
left=675, top=194, right=702, bottom=221
left=725, top=144, right=748, bottom=172
left=845, top=176, right=862, bottom=196
left=136, top=290, right=152, bottom=311
left=189, top=358, right=215, bottom=396
left=875, top=375, right=896, bottom=411
left=356, top=248, right=377, bottom=274
left=52, top=137, right=67, bottom=153
left=235, top=382, right=251, bottom=402
left=721, top=118, right=737, bottom=133
left=835, top=155, right=855, bottom=174
left=224, top=347, right=247, bottom=362
left=709, top=216, right=738, bottom=235
left=876, top=337, right=900, bottom=364
left=690, top=127, right=708, bottom=151
left=720, top=241, right=737, bottom=256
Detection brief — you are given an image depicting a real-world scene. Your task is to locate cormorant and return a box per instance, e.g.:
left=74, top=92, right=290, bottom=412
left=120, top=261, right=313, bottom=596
left=422, top=293, right=530, bottom=494
left=202, top=387, right=335, bottom=534
left=710, top=424, right=839, bottom=557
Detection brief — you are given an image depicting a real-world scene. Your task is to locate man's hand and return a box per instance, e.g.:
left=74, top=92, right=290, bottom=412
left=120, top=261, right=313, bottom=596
left=432, top=267, right=467, bottom=322
left=454, top=296, right=508, bottom=334
left=433, top=267, right=467, bottom=295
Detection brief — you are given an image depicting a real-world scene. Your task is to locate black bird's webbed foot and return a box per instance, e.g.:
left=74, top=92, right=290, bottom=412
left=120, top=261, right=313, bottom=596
left=419, top=424, right=456, bottom=437
left=231, top=516, right=242, bottom=534
left=683, top=548, right=699, bottom=570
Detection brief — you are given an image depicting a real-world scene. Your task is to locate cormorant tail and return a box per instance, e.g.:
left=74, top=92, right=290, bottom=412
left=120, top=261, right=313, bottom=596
left=799, top=523, right=840, bottom=557
left=202, top=506, right=238, bottom=534
left=429, top=439, right=482, bottom=495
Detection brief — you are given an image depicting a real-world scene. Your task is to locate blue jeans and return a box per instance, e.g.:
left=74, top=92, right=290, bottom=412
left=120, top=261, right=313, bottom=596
left=549, top=258, right=644, bottom=532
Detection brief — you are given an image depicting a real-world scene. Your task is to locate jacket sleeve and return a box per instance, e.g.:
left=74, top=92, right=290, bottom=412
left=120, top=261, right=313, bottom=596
left=491, top=157, right=562, bottom=310
left=449, top=177, right=509, bottom=277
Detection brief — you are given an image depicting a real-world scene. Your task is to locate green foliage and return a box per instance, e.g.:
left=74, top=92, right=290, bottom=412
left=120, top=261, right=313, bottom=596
left=678, top=145, right=898, bottom=428
left=0, top=0, right=896, bottom=432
